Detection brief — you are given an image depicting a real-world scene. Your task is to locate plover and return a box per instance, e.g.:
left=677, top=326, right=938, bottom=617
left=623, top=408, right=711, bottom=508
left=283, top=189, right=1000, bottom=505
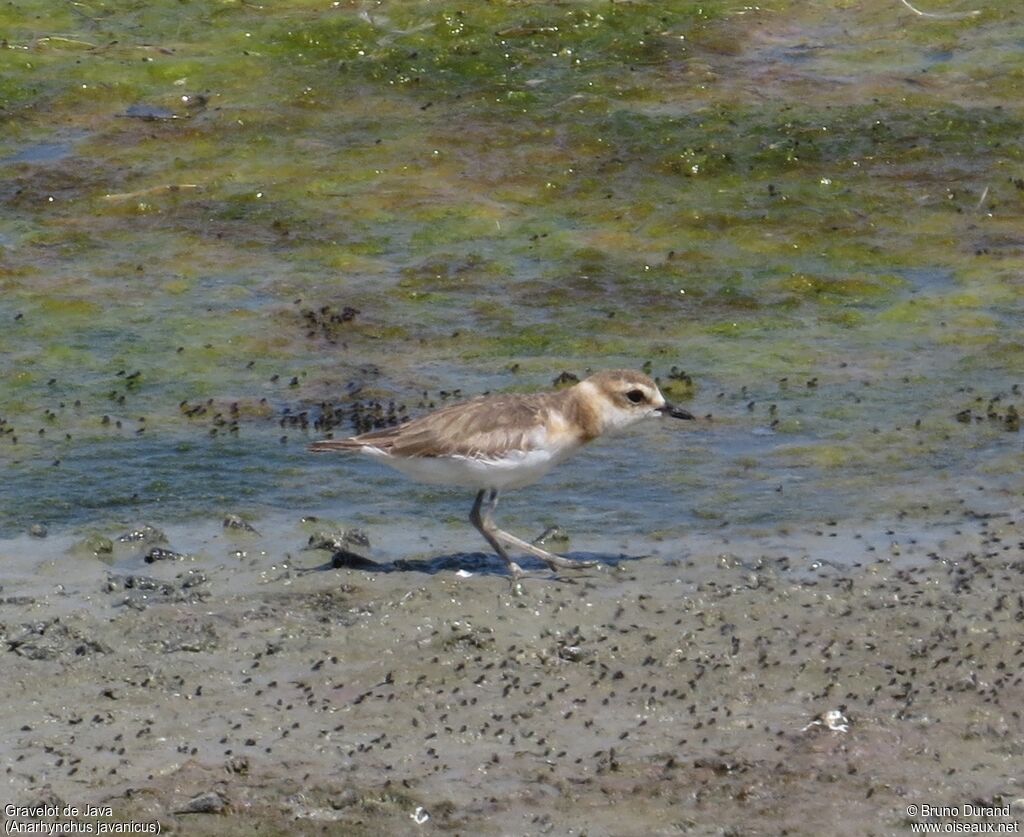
left=310, top=370, right=694, bottom=582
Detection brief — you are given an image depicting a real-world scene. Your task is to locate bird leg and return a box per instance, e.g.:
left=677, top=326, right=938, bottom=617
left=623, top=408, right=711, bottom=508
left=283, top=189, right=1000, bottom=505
left=470, top=489, right=524, bottom=584
left=475, top=489, right=596, bottom=574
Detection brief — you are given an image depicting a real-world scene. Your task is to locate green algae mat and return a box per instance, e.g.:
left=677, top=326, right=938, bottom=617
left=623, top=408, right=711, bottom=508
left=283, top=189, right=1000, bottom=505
left=1, top=0, right=1022, bottom=535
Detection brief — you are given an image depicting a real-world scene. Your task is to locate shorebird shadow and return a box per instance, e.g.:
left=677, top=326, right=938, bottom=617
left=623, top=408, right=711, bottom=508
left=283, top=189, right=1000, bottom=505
left=299, top=549, right=649, bottom=577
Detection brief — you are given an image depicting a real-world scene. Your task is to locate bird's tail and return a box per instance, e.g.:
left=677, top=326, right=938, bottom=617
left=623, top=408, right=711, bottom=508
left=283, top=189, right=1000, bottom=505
left=308, top=438, right=362, bottom=453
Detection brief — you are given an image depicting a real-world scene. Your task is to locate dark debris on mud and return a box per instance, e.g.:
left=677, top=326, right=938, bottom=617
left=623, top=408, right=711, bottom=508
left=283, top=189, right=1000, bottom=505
left=2, top=513, right=1024, bottom=834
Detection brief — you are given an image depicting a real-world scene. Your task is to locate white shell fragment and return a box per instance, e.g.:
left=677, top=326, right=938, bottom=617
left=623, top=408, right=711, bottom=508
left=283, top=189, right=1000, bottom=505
left=802, top=709, right=850, bottom=733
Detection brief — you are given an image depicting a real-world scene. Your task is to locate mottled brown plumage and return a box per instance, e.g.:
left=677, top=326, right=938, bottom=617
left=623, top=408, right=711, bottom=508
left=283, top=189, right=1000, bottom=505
left=308, top=373, right=652, bottom=460
left=310, top=389, right=575, bottom=459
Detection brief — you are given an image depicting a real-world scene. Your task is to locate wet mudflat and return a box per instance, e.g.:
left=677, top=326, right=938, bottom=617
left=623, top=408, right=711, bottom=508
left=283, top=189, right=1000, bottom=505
left=2, top=512, right=1023, bottom=835
left=3, top=0, right=1024, bottom=833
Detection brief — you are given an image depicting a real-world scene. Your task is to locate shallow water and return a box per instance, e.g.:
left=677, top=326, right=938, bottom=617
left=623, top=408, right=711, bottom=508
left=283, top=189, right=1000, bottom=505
left=2, top=0, right=1023, bottom=543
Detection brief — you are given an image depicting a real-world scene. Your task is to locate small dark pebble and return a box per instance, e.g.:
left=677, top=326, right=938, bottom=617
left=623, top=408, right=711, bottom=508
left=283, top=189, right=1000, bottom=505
left=174, top=791, right=227, bottom=815
left=178, top=570, right=208, bottom=589
left=105, top=574, right=171, bottom=593
left=118, top=524, right=167, bottom=545
left=307, top=529, right=371, bottom=552
left=558, top=645, right=587, bottom=662
left=144, top=547, right=187, bottom=564
left=223, top=515, right=259, bottom=534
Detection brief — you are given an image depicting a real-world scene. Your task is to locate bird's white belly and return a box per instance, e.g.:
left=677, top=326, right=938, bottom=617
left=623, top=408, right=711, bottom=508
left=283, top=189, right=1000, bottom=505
left=362, top=446, right=569, bottom=490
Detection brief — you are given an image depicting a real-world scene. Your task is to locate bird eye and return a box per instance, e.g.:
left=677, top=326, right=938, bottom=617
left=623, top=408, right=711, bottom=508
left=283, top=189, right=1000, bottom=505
left=626, top=389, right=645, bottom=404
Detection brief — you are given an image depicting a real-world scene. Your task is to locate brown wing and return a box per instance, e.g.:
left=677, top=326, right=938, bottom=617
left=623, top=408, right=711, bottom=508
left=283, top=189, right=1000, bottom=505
left=309, top=391, right=566, bottom=459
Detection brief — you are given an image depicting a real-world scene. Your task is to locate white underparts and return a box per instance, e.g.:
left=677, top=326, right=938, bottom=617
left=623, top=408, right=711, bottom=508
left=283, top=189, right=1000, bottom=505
left=360, top=444, right=576, bottom=490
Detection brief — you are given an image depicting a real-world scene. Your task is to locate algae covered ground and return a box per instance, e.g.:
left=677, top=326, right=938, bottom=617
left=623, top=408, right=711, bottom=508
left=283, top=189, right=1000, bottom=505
left=1, top=0, right=1023, bottom=534
left=2, top=0, right=1024, bottom=834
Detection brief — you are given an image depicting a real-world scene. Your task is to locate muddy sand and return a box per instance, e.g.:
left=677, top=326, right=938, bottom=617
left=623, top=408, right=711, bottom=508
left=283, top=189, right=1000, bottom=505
left=2, top=512, right=1023, bottom=836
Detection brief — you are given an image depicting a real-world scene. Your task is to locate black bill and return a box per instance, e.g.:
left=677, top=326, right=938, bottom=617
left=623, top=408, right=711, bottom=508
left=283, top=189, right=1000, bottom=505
left=658, top=403, right=695, bottom=420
